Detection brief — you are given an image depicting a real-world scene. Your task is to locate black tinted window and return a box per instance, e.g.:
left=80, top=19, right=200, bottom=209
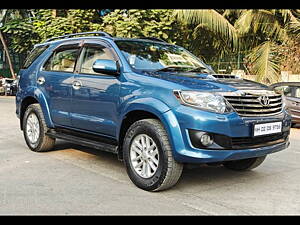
left=43, top=48, right=79, bottom=73
left=22, top=45, right=49, bottom=69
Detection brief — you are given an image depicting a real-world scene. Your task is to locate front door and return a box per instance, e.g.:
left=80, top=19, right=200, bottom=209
left=71, top=41, right=121, bottom=138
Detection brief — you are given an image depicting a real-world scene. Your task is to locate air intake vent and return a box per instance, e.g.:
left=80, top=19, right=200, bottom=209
left=211, top=74, right=240, bottom=79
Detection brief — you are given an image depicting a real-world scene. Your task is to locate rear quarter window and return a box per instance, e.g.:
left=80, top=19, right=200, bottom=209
left=22, top=45, right=49, bottom=69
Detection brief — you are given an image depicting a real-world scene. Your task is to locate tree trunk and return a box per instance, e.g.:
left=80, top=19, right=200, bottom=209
left=0, top=30, right=15, bottom=79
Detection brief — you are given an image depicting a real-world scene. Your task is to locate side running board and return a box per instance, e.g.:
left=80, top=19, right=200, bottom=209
left=46, top=129, right=119, bottom=154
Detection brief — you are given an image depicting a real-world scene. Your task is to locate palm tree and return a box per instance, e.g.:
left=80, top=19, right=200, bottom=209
left=174, top=9, right=300, bottom=84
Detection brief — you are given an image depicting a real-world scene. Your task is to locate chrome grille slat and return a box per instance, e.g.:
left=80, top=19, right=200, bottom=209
left=230, top=102, right=282, bottom=108
left=225, top=97, right=282, bottom=103
left=224, top=92, right=283, bottom=117
left=235, top=107, right=281, bottom=112
left=238, top=112, right=282, bottom=117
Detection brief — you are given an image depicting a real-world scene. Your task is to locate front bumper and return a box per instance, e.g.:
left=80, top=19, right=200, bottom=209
left=161, top=105, right=291, bottom=164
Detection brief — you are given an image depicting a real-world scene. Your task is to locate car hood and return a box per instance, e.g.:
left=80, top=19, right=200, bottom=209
left=143, top=72, right=271, bottom=92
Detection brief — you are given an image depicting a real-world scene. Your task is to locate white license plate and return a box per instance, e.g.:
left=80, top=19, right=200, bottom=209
left=253, top=121, right=282, bottom=137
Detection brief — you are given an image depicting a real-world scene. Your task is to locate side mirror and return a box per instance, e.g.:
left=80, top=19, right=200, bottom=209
left=92, top=59, right=119, bottom=76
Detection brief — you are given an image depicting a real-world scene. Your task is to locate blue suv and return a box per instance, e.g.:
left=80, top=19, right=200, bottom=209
left=16, top=32, right=291, bottom=191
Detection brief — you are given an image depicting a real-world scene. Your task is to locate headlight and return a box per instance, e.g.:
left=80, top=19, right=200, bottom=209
left=174, top=90, right=232, bottom=114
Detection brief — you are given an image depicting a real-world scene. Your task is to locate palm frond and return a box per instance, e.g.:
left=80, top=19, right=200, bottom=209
left=284, top=10, right=300, bottom=40
left=192, top=24, right=230, bottom=57
left=174, top=9, right=239, bottom=50
left=246, top=41, right=281, bottom=84
left=234, top=10, right=254, bottom=35
left=235, top=10, right=288, bottom=44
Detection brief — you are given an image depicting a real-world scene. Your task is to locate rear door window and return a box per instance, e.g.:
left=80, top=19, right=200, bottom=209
left=43, top=46, right=80, bottom=73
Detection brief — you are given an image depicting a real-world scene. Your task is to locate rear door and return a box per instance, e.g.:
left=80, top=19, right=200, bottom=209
left=38, top=41, right=81, bottom=127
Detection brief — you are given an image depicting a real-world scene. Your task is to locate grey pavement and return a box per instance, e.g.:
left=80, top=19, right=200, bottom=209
left=0, top=96, right=300, bottom=215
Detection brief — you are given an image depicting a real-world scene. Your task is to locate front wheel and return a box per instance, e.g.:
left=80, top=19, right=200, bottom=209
left=223, top=156, right=266, bottom=171
left=123, top=119, right=183, bottom=191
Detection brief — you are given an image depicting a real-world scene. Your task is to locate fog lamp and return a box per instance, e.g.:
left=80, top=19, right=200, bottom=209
left=200, top=133, right=213, bottom=147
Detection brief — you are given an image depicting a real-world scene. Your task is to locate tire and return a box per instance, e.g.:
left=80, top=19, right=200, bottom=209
left=223, top=156, right=266, bottom=171
left=22, top=103, right=55, bottom=152
left=123, top=119, right=183, bottom=191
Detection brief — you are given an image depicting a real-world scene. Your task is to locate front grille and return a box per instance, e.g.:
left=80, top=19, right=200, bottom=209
left=224, top=93, right=283, bottom=117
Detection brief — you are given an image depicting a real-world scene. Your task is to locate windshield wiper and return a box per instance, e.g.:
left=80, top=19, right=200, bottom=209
left=153, top=66, right=191, bottom=73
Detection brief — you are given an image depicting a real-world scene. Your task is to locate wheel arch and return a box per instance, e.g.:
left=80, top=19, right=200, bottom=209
left=117, top=98, right=171, bottom=160
left=19, top=89, right=54, bottom=130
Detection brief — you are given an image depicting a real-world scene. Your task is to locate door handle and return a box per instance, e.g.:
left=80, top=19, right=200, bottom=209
left=37, top=76, right=45, bottom=85
left=72, top=80, right=82, bottom=90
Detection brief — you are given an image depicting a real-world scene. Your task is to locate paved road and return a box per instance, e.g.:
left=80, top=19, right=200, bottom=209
left=0, top=96, right=300, bottom=215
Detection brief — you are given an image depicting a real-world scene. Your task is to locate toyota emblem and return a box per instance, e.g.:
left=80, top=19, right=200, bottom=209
left=258, top=95, right=270, bottom=106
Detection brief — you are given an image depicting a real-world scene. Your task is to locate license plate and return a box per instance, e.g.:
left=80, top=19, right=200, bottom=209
left=253, top=121, right=282, bottom=137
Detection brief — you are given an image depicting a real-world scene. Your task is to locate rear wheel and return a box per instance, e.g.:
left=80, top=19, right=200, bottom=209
left=223, top=156, right=266, bottom=171
left=123, top=119, right=183, bottom=191
left=23, top=103, right=55, bottom=152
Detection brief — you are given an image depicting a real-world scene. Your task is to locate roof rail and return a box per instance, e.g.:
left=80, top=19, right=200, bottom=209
left=138, top=37, right=167, bottom=43
left=45, top=31, right=112, bottom=43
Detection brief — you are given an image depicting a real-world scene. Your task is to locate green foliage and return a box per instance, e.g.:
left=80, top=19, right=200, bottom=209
left=246, top=41, right=281, bottom=84
left=98, top=9, right=187, bottom=45
left=0, top=18, right=38, bottom=54
left=1, top=9, right=188, bottom=55
left=1, top=9, right=300, bottom=85
left=175, top=9, right=300, bottom=84
left=32, top=9, right=102, bottom=42
left=174, top=10, right=239, bottom=51
left=0, top=9, right=102, bottom=54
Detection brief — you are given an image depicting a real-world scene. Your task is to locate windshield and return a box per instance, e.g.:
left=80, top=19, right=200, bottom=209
left=115, top=40, right=214, bottom=74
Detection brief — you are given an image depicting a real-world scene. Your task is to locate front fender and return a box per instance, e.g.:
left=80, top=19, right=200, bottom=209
left=118, top=97, right=185, bottom=161
left=120, top=97, right=171, bottom=118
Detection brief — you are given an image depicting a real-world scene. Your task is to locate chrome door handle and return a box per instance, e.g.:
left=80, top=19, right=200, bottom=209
left=72, top=80, right=82, bottom=90
left=37, top=76, right=45, bottom=85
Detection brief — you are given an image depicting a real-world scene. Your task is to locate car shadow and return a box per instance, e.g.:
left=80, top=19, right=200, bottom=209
left=51, top=139, right=124, bottom=167
left=50, top=139, right=261, bottom=191
left=177, top=164, right=259, bottom=190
